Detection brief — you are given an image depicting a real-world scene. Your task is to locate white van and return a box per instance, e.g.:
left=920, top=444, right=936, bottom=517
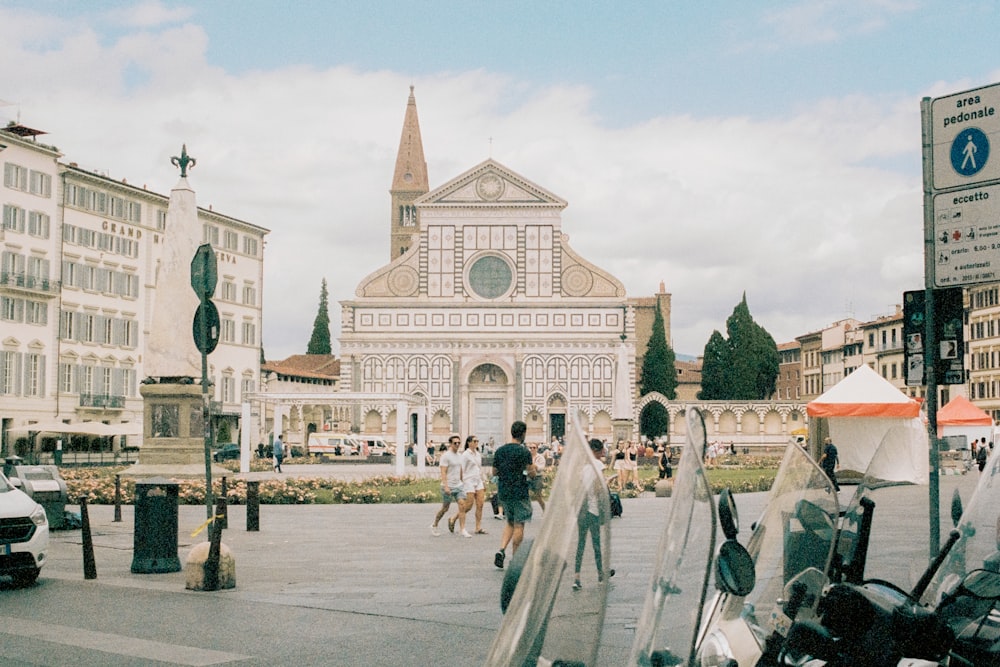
left=307, top=433, right=361, bottom=457
left=357, top=436, right=392, bottom=457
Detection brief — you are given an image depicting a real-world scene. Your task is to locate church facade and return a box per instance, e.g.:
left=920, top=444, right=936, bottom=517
left=337, top=89, right=636, bottom=446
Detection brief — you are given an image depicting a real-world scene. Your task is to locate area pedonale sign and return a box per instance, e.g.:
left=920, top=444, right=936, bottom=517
left=929, top=82, right=1000, bottom=288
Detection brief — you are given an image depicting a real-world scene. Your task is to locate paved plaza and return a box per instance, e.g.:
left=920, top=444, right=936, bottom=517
left=0, top=463, right=984, bottom=665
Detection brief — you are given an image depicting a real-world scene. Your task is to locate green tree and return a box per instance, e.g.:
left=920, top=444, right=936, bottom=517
left=639, top=301, right=678, bottom=400
left=698, top=294, right=779, bottom=400
left=698, top=330, right=731, bottom=400
left=306, top=278, right=332, bottom=355
left=217, top=420, right=232, bottom=443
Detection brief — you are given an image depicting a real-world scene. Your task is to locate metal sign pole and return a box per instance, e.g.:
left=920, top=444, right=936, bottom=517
left=921, top=97, right=941, bottom=559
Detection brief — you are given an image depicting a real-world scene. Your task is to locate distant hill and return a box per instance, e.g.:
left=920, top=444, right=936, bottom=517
left=675, top=352, right=698, bottom=362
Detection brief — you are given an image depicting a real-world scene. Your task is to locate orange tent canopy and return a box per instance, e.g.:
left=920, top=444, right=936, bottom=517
left=937, top=395, right=993, bottom=433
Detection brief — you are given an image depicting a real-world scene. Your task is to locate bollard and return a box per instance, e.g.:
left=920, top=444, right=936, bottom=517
left=113, top=474, right=122, bottom=522
left=246, top=480, right=260, bottom=532
left=79, top=496, right=97, bottom=580
left=219, top=477, right=228, bottom=529
left=203, top=497, right=226, bottom=591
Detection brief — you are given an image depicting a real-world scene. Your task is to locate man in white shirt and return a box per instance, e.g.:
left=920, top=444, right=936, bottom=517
left=431, top=436, right=470, bottom=537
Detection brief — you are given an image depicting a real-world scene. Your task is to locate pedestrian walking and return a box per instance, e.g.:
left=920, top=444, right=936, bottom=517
left=529, top=443, right=547, bottom=512
left=272, top=435, right=285, bottom=473
left=819, top=436, right=840, bottom=491
left=977, top=442, right=989, bottom=472
left=459, top=435, right=488, bottom=535
left=657, top=446, right=672, bottom=480
left=573, top=438, right=615, bottom=590
left=431, top=436, right=469, bottom=537
left=492, top=420, right=536, bottom=569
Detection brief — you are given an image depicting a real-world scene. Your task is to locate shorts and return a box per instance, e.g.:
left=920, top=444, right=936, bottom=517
left=500, top=497, right=533, bottom=525
left=613, top=459, right=626, bottom=471
left=463, top=478, right=485, bottom=493
left=440, top=487, right=467, bottom=503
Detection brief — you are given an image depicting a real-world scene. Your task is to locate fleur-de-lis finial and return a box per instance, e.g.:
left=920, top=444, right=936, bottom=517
left=170, top=144, right=196, bottom=177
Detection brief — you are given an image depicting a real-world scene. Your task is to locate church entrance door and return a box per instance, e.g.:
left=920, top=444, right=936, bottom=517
left=474, top=398, right=504, bottom=452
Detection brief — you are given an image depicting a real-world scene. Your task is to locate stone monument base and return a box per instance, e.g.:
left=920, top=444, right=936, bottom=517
left=184, top=541, right=236, bottom=590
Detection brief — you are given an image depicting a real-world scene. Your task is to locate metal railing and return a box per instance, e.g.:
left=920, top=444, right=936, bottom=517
left=0, top=271, right=60, bottom=294
left=78, top=393, right=126, bottom=408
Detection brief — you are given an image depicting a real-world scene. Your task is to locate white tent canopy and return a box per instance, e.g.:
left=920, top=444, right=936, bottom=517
left=807, top=365, right=928, bottom=484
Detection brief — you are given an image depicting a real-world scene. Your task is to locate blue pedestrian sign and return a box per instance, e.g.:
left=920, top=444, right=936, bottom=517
left=931, top=83, right=1000, bottom=189
left=950, top=127, right=990, bottom=177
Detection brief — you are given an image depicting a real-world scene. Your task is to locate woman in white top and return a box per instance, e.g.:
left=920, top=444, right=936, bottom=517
left=460, top=435, right=487, bottom=534
left=530, top=444, right=547, bottom=512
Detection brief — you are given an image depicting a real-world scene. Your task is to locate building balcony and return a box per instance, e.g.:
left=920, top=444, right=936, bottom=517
left=79, top=393, right=125, bottom=409
left=0, top=271, right=60, bottom=297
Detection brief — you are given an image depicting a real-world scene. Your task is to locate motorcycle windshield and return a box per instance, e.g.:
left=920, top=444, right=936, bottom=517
left=710, top=438, right=839, bottom=651
left=920, top=446, right=1000, bottom=608
left=484, top=421, right=611, bottom=667
left=628, top=410, right=717, bottom=667
left=835, top=421, right=928, bottom=585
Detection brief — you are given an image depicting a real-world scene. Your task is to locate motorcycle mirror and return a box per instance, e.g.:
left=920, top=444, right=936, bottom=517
left=715, top=540, right=755, bottom=596
left=960, top=569, right=1000, bottom=600
left=500, top=538, right=534, bottom=613
left=718, top=488, right=739, bottom=541
left=951, top=488, right=963, bottom=527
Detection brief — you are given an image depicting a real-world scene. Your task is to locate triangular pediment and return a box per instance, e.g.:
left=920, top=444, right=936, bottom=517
left=416, top=159, right=567, bottom=208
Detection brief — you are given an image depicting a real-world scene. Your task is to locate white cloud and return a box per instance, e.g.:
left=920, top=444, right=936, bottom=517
left=1, top=5, right=936, bottom=361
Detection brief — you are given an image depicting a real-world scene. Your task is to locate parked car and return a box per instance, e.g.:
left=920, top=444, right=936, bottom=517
left=212, top=443, right=241, bottom=462
left=0, top=471, right=48, bottom=587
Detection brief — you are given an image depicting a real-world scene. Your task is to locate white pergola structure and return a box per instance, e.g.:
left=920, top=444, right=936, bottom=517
left=240, top=392, right=428, bottom=476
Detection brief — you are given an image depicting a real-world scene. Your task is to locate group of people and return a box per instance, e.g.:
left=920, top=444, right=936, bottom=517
left=430, top=434, right=489, bottom=538
left=610, top=440, right=640, bottom=489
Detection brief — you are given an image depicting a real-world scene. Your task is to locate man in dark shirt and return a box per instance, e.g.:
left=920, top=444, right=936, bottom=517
left=819, top=436, right=840, bottom=491
left=491, top=420, right=535, bottom=569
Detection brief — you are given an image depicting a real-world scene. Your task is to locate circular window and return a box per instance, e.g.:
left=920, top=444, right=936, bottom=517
left=468, top=255, right=514, bottom=299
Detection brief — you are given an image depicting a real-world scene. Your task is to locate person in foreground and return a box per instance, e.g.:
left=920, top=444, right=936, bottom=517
left=492, top=420, right=536, bottom=569
left=573, top=438, right=615, bottom=590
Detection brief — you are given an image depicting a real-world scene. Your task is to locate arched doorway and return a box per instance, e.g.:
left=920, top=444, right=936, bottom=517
left=469, top=363, right=507, bottom=450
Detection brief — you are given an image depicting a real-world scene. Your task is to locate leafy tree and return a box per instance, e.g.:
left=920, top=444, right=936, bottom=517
left=217, top=420, right=232, bottom=443
left=639, top=301, right=678, bottom=400
left=698, top=294, right=779, bottom=400
left=698, top=330, right=731, bottom=400
left=306, top=278, right=332, bottom=355
left=640, top=402, right=670, bottom=440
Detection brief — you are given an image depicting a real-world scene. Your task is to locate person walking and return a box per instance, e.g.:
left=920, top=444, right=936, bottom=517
left=431, top=436, right=468, bottom=537
left=657, top=446, right=672, bottom=480
left=819, top=436, right=840, bottom=491
left=625, top=440, right=640, bottom=488
left=459, top=435, right=487, bottom=535
left=529, top=443, right=547, bottom=512
left=573, top=438, right=615, bottom=590
left=272, top=435, right=285, bottom=473
left=492, top=420, right=536, bottom=569
left=611, top=440, right=627, bottom=490
left=977, top=440, right=989, bottom=472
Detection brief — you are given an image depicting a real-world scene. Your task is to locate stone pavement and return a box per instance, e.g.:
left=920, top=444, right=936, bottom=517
left=24, top=465, right=985, bottom=665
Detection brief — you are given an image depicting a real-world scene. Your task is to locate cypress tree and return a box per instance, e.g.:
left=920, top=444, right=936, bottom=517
left=639, top=301, right=676, bottom=438
left=306, top=278, right=332, bottom=355
left=699, top=294, right=779, bottom=400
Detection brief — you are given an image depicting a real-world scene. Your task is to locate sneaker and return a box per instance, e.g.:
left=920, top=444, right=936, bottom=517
left=431, top=524, right=440, bottom=537
left=494, top=514, right=504, bottom=520
left=461, top=529, right=472, bottom=538
left=572, top=580, right=582, bottom=591
left=448, top=517, right=456, bottom=533
left=494, top=550, right=505, bottom=569
left=598, top=569, right=616, bottom=582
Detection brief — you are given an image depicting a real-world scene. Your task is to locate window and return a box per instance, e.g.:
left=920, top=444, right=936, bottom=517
left=156, top=209, right=167, bottom=230
left=223, top=230, right=238, bottom=251
left=241, top=321, right=256, bottom=345
left=203, top=225, right=219, bottom=245
left=2, top=204, right=25, bottom=232
left=242, top=284, right=257, bottom=306
left=24, top=354, right=41, bottom=396
left=28, top=211, right=50, bottom=238
left=221, top=280, right=236, bottom=301
left=1, top=296, right=23, bottom=322
left=222, top=375, right=235, bottom=403
left=243, top=236, right=258, bottom=256
left=0, top=351, right=15, bottom=394
left=59, top=363, right=73, bottom=393
left=241, top=377, right=255, bottom=399
left=221, top=318, right=235, bottom=343
left=26, top=301, right=47, bottom=325
left=4, top=163, right=27, bottom=190
left=29, top=171, right=52, bottom=197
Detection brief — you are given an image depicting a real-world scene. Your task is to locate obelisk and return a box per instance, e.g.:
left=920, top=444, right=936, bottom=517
left=126, top=146, right=226, bottom=478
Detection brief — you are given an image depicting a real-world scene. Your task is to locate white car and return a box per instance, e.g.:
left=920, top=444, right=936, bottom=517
left=0, top=471, right=49, bottom=587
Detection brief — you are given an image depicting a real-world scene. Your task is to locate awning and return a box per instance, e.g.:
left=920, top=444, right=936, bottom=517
left=5, top=421, right=141, bottom=436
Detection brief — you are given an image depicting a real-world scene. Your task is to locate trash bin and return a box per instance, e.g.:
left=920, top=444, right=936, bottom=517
left=11, top=464, right=68, bottom=530
left=131, top=477, right=181, bottom=573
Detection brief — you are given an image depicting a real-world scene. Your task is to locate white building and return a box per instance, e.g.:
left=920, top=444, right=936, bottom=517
left=0, top=123, right=267, bottom=458
left=338, top=90, right=635, bottom=446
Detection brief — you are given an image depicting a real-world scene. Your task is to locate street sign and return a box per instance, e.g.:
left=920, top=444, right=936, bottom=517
left=931, top=83, right=1000, bottom=190
left=192, top=300, right=220, bottom=355
left=903, top=288, right=965, bottom=385
left=932, top=182, right=1000, bottom=287
left=190, top=243, right=218, bottom=300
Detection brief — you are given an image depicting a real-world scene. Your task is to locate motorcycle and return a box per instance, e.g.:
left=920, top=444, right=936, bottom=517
left=700, top=423, right=1000, bottom=666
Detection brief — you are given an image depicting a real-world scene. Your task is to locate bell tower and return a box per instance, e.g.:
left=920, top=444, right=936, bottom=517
left=389, top=86, right=429, bottom=259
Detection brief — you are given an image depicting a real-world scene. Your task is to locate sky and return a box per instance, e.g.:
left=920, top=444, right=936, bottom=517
left=2, top=1, right=1000, bottom=361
